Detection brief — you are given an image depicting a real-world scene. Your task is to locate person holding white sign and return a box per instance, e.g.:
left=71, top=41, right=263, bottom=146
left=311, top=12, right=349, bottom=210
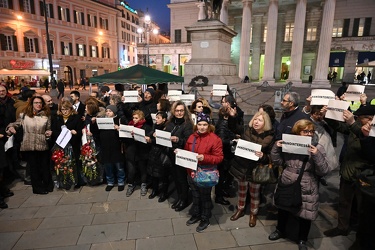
left=125, top=110, right=152, bottom=197
left=184, top=112, right=223, bottom=233
left=229, top=111, right=274, bottom=227
left=269, top=120, right=330, bottom=249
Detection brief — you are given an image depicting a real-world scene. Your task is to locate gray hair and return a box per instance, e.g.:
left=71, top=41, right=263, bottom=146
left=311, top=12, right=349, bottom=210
left=285, top=92, right=300, bottom=107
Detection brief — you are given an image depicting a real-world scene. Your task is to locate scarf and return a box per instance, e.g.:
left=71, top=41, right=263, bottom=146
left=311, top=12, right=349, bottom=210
left=62, top=113, right=71, bottom=122
left=0, top=96, right=9, bottom=105
left=173, top=117, right=185, bottom=125
left=128, top=119, right=146, bottom=128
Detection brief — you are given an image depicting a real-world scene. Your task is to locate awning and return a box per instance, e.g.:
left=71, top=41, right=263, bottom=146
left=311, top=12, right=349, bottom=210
left=357, top=52, right=375, bottom=65
left=357, top=60, right=375, bottom=67
left=0, top=69, right=50, bottom=76
left=329, top=52, right=346, bottom=67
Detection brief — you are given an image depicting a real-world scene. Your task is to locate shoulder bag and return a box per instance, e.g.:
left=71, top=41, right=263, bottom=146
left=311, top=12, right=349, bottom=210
left=274, top=157, right=308, bottom=209
left=252, top=158, right=277, bottom=184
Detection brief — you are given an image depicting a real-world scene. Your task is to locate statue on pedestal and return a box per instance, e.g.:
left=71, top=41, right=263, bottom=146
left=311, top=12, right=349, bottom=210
left=198, top=0, right=223, bottom=20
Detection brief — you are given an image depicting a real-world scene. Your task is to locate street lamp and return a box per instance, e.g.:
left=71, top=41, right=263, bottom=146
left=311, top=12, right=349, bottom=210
left=137, top=14, right=158, bottom=67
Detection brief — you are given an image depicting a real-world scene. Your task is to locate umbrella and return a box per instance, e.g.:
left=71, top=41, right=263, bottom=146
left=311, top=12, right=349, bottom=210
left=89, top=64, right=184, bottom=84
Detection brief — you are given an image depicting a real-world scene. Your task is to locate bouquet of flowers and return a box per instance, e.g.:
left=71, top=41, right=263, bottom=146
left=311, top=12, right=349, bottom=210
left=51, top=144, right=76, bottom=190
left=80, top=136, right=103, bottom=185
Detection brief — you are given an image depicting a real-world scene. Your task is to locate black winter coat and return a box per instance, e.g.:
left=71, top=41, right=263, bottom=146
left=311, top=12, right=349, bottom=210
left=215, top=118, right=236, bottom=159
left=0, top=96, right=15, bottom=169
left=276, top=107, right=309, bottom=140
left=125, top=122, right=152, bottom=162
left=99, top=116, right=124, bottom=164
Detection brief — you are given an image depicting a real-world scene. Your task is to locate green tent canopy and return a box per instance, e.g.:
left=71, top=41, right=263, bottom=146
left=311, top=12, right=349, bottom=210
left=90, top=64, right=184, bottom=84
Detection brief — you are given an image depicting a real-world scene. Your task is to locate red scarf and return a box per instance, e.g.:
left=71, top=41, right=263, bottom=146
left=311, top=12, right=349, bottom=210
left=128, top=119, right=146, bottom=128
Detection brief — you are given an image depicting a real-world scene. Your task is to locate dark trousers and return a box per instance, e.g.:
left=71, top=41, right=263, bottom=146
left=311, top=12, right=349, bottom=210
left=277, top=208, right=312, bottom=242
left=171, top=162, right=189, bottom=202
left=24, top=151, right=53, bottom=193
left=57, top=91, right=64, bottom=99
left=187, top=175, right=213, bottom=220
left=357, top=192, right=375, bottom=249
left=151, top=176, right=169, bottom=193
left=127, top=160, right=147, bottom=185
left=337, top=177, right=362, bottom=231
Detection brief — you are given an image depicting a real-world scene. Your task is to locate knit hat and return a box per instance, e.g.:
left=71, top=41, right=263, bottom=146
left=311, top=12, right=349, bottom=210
left=145, top=88, right=155, bottom=97
left=106, top=105, right=117, bottom=114
left=196, top=112, right=211, bottom=124
left=353, top=105, right=375, bottom=116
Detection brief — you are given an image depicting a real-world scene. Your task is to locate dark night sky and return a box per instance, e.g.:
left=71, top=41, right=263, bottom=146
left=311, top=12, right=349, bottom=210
left=124, top=0, right=171, bottom=33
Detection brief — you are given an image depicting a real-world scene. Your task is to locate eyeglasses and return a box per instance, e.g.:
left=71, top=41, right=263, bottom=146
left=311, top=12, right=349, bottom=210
left=301, top=130, right=315, bottom=134
left=175, top=109, right=185, bottom=113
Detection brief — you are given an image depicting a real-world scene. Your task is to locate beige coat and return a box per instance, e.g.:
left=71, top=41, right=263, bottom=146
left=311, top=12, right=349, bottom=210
left=7, top=112, right=51, bottom=151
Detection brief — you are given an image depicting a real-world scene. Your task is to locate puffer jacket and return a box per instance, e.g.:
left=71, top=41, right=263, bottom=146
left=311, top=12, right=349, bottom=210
left=7, top=111, right=51, bottom=151
left=229, top=126, right=274, bottom=181
left=271, top=143, right=330, bottom=220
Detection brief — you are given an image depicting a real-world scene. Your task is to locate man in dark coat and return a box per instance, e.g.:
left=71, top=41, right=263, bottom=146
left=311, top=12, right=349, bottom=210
left=57, top=79, right=65, bottom=99
left=70, top=91, right=85, bottom=118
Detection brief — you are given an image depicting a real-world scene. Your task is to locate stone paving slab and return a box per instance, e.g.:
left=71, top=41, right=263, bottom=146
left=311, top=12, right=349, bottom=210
left=127, top=219, right=174, bottom=240
left=194, top=231, right=238, bottom=250
left=0, top=218, right=42, bottom=232
left=136, top=207, right=182, bottom=221
left=57, top=191, right=109, bottom=205
left=249, top=241, right=302, bottom=250
left=34, top=204, right=92, bottom=218
left=309, top=236, right=354, bottom=250
left=89, top=201, right=129, bottom=214
left=0, top=207, right=39, bottom=221
left=38, top=214, right=94, bottom=229
left=77, top=223, right=128, bottom=245
left=42, top=245, right=91, bottom=250
left=13, top=226, right=82, bottom=250
left=20, top=194, right=62, bottom=208
left=0, top=232, right=22, bottom=250
left=172, top=217, right=221, bottom=235
left=92, top=211, right=136, bottom=225
left=127, top=198, right=170, bottom=211
left=231, top=225, right=284, bottom=247
left=213, top=213, right=250, bottom=231
left=137, top=234, right=197, bottom=250
left=91, top=240, right=135, bottom=250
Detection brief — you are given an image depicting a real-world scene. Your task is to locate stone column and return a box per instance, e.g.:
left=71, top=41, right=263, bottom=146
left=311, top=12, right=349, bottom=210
left=274, top=13, right=285, bottom=81
left=220, top=0, right=230, bottom=25
left=197, top=2, right=206, bottom=20
left=251, top=15, right=262, bottom=81
left=342, top=50, right=359, bottom=82
left=262, top=0, right=278, bottom=84
left=238, top=0, right=253, bottom=80
left=312, top=0, right=336, bottom=88
left=288, top=0, right=307, bottom=86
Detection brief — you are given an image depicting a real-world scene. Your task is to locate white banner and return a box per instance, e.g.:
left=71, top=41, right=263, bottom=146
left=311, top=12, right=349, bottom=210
left=212, top=84, right=227, bottom=96
left=326, top=100, right=350, bottom=122
left=119, top=124, right=133, bottom=138
left=96, top=118, right=115, bottom=130
left=310, top=89, right=336, bottom=106
left=191, top=114, right=197, bottom=125
left=282, top=134, right=311, bottom=155
left=151, top=113, right=156, bottom=124
left=81, top=130, right=87, bottom=145
left=155, top=129, right=172, bottom=148
left=132, top=127, right=146, bottom=144
left=234, top=139, right=262, bottom=161
left=123, top=91, right=139, bottom=103
left=4, top=135, right=14, bottom=152
left=56, top=126, right=72, bottom=149
left=345, top=85, right=365, bottom=101
left=175, top=149, right=198, bottom=170
left=168, top=90, right=182, bottom=101
left=180, top=94, right=195, bottom=106
left=369, top=116, right=375, bottom=137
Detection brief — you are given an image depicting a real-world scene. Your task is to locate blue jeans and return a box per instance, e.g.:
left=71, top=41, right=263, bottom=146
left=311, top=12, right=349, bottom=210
left=104, top=162, right=125, bottom=186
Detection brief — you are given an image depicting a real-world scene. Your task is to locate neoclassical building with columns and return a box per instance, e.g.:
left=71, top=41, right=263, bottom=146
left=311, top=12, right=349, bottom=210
left=153, top=0, right=374, bottom=87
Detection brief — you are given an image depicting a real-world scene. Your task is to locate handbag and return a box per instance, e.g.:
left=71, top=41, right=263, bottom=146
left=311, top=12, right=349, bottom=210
left=14, top=114, right=25, bottom=144
left=252, top=159, right=277, bottom=184
left=274, top=157, right=308, bottom=209
left=190, top=137, right=219, bottom=188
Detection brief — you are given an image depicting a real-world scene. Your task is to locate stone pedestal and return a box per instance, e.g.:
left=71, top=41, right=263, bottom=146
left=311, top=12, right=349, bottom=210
left=184, top=20, right=240, bottom=89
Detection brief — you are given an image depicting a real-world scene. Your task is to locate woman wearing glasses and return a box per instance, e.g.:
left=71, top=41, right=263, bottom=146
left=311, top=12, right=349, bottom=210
left=165, top=101, right=193, bottom=211
left=6, top=96, right=53, bottom=194
left=268, top=119, right=330, bottom=250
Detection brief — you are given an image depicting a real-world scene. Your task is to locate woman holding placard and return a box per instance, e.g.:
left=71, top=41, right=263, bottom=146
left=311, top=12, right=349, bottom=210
left=268, top=119, right=330, bottom=250
left=229, top=111, right=274, bottom=227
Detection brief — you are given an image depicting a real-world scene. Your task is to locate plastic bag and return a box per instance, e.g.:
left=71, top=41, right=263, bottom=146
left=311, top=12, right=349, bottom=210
left=80, top=136, right=103, bottom=185
left=51, top=143, right=76, bottom=190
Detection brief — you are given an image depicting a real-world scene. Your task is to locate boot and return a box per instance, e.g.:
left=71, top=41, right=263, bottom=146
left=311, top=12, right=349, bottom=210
left=249, top=213, right=257, bottom=227
left=230, top=208, right=245, bottom=221
left=148, top=189, right=157, bottom=199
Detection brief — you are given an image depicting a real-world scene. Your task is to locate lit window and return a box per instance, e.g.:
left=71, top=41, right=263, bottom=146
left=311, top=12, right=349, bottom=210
left=306, top=25, right=317, bottom=41
left=5, top=35, right=13, bottom=50
left=263, top=25, right=267, bottom=43
left=332, top=19, right=343, bottom=37
left=284, top=23, right=294, bottom=42
left=23, top=0, right=31, bottom=13
left=358, top=18, right=365, bottom=36
left=27, top=38, right=34, bottom=52
left=91, top=46, right=97, bottom=57
left=0, top=0, right=9, bottom=8
left=78, top=44, right=84, bottom=56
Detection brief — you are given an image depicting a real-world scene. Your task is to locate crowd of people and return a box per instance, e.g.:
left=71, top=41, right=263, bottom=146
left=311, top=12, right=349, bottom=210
left=0, top=81, right=374, bottom=249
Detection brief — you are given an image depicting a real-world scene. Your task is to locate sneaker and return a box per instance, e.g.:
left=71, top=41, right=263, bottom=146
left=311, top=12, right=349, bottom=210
left=186, top=216, right=201, bottom=226
left=126, top=184, right=135, bottom=197
left=118, top=185, right=124, bottom=192
left=323, top=227, right=348, bottom=237
left=140, top=183, right=147, bottom=196
left=105, top=185, right=114, bottom=192
left=268, top=229, right=284, bottom=241
left=196, top=219, right=210, bottom=232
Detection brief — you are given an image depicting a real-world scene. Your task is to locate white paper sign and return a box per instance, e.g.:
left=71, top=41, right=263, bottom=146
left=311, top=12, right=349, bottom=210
left=369, top=116, right=375, bottom=137
left=96, top=118, right=115, bottom=130
left=212, top=84, right=227, bottom=96
left=123, top=91, right=139, bottom=103
left=168, top=90, right=182, bottom=101
left=282, top=134, right=311, bottom=155
left=155, top=129, right=172, bottom=148
left=234, top=139, right=262, bottom=161
left=180, top=94, right=195, bottom=106
left=326, top=100, right=350, bottom=122
left=191, top=114, right=197, bottom=125
left=119, top=124, right=133, bottom=138
left=56, top=127, right=72, bottom=149
left=132, top=127, right=146, bottom=144
left=345, top=85, right=365, bottom=101
left=151, top=113, right=156, bottom=124
left=4, top=136, right=14, bottom=152
left=175, top=149, right=198, bottom=170
left=310, top=89, right=336, bottom=105
left=81, top=131, right=87, bottom=145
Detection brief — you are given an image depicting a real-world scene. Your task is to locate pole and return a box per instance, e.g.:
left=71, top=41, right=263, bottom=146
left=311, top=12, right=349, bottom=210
left=147, top=31, right=150, bottom=67
left=43, top=0, right=53, bottom=82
